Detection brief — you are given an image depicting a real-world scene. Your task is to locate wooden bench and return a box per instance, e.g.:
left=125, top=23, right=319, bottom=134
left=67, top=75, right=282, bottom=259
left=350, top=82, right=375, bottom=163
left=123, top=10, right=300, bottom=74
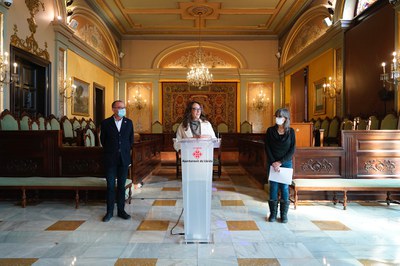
left=0, top=177, right=133, bottom=208
left=292, top=178, right=400, bottom=210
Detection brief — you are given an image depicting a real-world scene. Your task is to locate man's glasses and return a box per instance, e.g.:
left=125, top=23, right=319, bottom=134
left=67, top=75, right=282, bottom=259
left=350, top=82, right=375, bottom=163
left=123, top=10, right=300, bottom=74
left=192, top=108, right=202, bottom=111
left=113, top=106, right=125, bottom=110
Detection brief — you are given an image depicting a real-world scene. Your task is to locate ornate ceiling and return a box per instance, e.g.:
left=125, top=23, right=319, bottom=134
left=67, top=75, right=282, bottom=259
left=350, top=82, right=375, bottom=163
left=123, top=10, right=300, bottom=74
left=85, top=0, right=314, bottom=39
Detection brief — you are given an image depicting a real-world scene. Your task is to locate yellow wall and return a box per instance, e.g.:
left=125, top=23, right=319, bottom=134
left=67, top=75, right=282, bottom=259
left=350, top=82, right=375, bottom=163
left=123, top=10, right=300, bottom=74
left=284, top=49, right=334, bottom=120
left=284, top=75, right=291, bottom=106
left=308, top=49, right=334, bottom=120
left=67, top=50, right=115, bottom=118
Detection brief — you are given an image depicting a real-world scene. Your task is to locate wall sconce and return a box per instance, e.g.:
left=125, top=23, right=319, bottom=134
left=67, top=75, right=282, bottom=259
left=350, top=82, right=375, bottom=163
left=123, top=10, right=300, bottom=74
left=252, top=89, right=269, bottom=111
left=128, top=88, right=147, bottom=111
left=0, top=52, right=19, bottom=85
left=323, top=76, right=340, bottom=99
left=60, top=77, right=76, bottom=99
left=380, top=52, right=400, bottom=90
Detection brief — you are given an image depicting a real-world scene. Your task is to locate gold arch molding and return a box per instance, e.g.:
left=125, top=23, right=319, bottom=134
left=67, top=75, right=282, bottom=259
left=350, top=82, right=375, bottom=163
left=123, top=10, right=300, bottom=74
left=154, top=42, right=247, bottom=69
left=281, top=5, right=330, bottom=65
left=69, top=7, right=119, bottom=65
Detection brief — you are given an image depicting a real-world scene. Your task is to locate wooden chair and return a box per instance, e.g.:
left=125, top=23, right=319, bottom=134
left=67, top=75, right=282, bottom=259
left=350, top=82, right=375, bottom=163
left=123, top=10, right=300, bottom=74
left=37, top=116, right=46, bottom=130
left=217, top=122, right=229, bottom=133
left=72, top=117, right=81, bottom=137
left=30, top=120, right=39, bottom=130
left=81, top=118, right=88, bottom=130
left=354, top=117, right=367, bottom=130
left=380, top=113, right=398, bottom=130
left=341, top=119, right=354, bottom=130
left=172, top=122, right=180, bottom=133
left=20, top=113, right=31, bottom=131
left=48, top=115, right=61, bottom=130
left=240, top=121, right=252, bottom=133
left=0, top=110, right=19, bottom=130
left=367, top=115, right=379, bottom=130
left=83, top=127, right=96, bottom=147
left=314, top=118, right=322, bottom=131
left=325, top=116, right=340, bottom=146
left=313, top=118, right=322, bottom=146
left=151, top=121, right=163, bottom=133
left=319, top=117, right=330, bottom=147
left=88, top=118, right=96, bottom=130
left=60, top=116, right=76, bottom=145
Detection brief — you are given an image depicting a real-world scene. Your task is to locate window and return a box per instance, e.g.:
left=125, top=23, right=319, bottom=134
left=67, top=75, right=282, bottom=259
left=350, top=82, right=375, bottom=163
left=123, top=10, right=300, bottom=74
left=356, top=0, right=378, bottom=16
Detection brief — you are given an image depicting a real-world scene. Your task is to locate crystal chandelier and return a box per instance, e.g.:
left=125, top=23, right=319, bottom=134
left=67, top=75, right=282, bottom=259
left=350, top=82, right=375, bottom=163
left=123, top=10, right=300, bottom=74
left=128, top=86, right=147, bottom=111
left=186, top=12, right=213, bottom=88
left=252, top=89, right=269, bottom=111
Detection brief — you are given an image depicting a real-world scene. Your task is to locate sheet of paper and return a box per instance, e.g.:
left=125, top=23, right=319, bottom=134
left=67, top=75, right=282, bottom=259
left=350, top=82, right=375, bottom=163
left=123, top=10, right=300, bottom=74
left=268, top=166, right=293, bottom=185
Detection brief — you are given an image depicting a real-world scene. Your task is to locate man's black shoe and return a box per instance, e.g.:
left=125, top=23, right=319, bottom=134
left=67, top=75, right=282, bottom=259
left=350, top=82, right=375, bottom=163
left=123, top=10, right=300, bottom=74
left=117, top=210, right=131, bottom=220
left=102, top=213, right=113, bottom=222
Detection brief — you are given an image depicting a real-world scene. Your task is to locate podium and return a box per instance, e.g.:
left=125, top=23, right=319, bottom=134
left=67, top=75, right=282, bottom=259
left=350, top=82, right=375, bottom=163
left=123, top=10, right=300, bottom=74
left=174, top=137, right=220, bottom=243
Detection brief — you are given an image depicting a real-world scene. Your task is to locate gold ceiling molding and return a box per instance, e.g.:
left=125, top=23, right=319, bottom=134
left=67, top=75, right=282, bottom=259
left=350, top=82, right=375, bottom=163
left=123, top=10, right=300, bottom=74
left=77, top=24, right=107, bottom=59
left=88, top=0, right=312, bottom=37
left=166, top=48, right=233, bottom=69
left=287, top=19, right=326, bottom=61
left=281, top=5, right=330, bottom=66
left=25, top=0, right=45, bottom=17
left=70, top=7, right=119, bottom=65
left=10, top=0, right=49, bottom=61
left=154, top=42, right=246, bottom=69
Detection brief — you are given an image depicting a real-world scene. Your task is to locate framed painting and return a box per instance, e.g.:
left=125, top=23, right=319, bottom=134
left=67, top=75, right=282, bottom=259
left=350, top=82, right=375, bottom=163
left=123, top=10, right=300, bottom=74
left=72, top=78, right=90, bottom=116
left=314, top=78, right=326, bottom=115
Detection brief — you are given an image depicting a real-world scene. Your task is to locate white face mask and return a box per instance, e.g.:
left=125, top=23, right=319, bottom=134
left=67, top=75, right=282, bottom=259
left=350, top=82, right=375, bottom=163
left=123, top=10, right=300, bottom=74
left=276, top=117, right=285, bottom=125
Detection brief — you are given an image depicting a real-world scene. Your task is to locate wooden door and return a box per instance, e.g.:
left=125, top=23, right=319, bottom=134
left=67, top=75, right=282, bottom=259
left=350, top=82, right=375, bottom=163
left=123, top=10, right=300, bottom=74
left=10, top=46, right=51, bottom=117
left=290, top=67, right=308, bottom=122
left=93, top=83, right=105, bottom=128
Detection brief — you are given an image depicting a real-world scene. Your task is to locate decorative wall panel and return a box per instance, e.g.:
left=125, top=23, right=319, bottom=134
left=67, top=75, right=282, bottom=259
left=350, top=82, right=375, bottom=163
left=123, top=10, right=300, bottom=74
left=162, top=82, right=237, bottom=133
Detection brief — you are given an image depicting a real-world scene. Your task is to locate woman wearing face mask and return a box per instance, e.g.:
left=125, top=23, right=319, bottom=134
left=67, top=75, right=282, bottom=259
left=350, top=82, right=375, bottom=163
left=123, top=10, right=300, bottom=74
left=264, top=108, right=295, bottom=223
left=174, top=101, right=216, bottom=151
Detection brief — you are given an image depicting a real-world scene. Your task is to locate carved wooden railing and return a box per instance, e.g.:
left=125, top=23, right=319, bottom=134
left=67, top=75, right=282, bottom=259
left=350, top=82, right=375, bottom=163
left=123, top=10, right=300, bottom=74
left=0, top=131, right=162, bottom=185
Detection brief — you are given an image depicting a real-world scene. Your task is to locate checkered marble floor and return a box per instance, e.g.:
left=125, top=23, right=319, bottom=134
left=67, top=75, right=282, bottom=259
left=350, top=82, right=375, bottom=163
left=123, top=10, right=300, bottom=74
left=0, top=165, right=400, bottom=266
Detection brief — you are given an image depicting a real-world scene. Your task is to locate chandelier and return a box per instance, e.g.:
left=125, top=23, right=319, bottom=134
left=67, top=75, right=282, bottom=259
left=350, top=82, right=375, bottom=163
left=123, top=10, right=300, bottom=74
left=323, top=76, right=340, bottom=99
left=380, top=52, right=400, bottom=90
left=252, top=89, right=269, bottom=111
left=0, top=51, right=19, bottom=85
left=128, top=86, right=147, bottom=111
left=186, top=11, right=213, bottom=88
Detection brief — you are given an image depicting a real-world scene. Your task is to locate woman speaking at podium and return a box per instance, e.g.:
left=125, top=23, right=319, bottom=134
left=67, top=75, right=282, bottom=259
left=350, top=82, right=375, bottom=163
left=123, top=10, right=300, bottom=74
left=174, top=101, right=216, bottom=150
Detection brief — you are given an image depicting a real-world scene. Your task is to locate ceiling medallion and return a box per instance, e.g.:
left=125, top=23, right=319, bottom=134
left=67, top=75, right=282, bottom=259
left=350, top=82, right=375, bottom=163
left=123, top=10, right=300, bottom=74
left=187, top=6, right=214, bottom=17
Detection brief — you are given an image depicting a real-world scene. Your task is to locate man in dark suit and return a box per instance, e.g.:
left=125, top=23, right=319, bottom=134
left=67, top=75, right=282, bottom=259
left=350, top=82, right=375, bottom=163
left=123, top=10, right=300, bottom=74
left=100, top=100, right=134, bottom=222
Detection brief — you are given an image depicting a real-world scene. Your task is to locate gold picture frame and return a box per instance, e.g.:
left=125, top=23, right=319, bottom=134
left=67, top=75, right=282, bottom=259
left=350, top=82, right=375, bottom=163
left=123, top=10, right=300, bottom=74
left=72, top=77, right=90, bottom=116
left=314, top=78, right=326, bottom=115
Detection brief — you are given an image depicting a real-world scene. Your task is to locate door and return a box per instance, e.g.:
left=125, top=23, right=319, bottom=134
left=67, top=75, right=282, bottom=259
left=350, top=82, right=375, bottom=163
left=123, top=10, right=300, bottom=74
left=93, top=83, right=105, bottom=127
left=290, top=67, right=308, bottom=122
left=10, top=46, right=51, bottom=117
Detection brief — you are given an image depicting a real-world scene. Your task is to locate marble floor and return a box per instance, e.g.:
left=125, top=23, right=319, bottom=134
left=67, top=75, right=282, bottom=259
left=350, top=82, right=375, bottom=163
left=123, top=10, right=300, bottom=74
left=0, top=165, right=400, bottom=266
